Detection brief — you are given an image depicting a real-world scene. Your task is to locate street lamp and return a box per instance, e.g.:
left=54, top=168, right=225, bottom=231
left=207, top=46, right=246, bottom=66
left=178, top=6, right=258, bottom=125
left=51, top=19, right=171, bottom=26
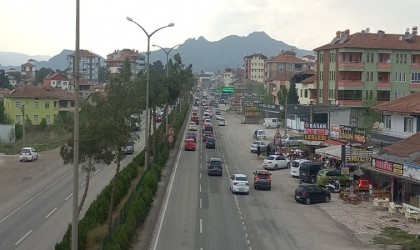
left=152, top=44, right=182, bottom=77
left=127, top=17, right=174, bottom=168
left=152, top=44, right=182, bottom=134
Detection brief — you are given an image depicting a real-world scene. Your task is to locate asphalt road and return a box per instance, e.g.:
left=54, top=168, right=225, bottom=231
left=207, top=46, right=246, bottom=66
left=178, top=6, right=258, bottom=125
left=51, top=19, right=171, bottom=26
left=149, top=103, right=375, bottom=250
left=0, top=114, right=149, bottom=250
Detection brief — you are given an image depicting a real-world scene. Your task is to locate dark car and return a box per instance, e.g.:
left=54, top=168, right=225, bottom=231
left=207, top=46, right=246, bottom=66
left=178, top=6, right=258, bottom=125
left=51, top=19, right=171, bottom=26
left=299, top=162, right=323, bottom=184
left=155, top=111, right=165, bottom=123
left=186, top=132, right=197, bottom=142
left=208, top=158, right=223, bottom=176
left=203, top=131, right=213, bottom=142
left=294, top=183, right=331, bottom=205
left=205, top=137, right=216, bottom=149
left=253, top=169, right=272, bottom=190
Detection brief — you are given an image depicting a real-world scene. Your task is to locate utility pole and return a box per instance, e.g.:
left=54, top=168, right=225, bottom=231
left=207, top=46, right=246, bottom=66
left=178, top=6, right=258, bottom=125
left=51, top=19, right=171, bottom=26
left=21, top=105, right=25, bottom=146
left=284, top=92, right=288, bottom=137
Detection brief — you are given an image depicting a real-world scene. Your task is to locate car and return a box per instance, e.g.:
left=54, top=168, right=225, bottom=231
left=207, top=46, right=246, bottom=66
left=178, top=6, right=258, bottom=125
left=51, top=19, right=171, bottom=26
left=253, top=169, right=272, bottom=190
left=229, top=174, right=250, bottom=194
left=186, top=132, right=197, bottom=142
left=215, top=114, right=222, bottom=120
left=299, top=162, right=323, bottom=184
left=188, top=122, right=198, bottom=131
left=19, top=147, right=39, bottom=162
left=208, top=158, right=223, bottom=176
left=217, top=118, right=226, bottom=126
left=203, top=131, right=213, bottom=142
left=203, top=114, right=210, bottom=121
left=262, top=155, right=290, bottom=170
left=155, top=111, right=165, bottom=123
left=250, top=141, right=267, bottom=153
left=253, top=129, right=266, bottom=140
left=203, top=124, right=214, bottom=133
left=122, top=142, right=135, bottom=155
left=204, top=118, right=212, bottom=125
left=316, top=169, right=348, bottom=187
left=290, top=159, right=311, bottom=177
left=205, top=137, right=216, bottom=149
left=294, top=183, right=331, bottom=205
left=184, top=138, right=196, bottom=151
left=282, top=136, right=303, bottom=146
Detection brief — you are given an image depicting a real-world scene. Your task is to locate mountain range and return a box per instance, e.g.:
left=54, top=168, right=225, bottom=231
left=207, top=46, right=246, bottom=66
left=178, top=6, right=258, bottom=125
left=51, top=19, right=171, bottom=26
left=0, top=31, right=314, bottom=73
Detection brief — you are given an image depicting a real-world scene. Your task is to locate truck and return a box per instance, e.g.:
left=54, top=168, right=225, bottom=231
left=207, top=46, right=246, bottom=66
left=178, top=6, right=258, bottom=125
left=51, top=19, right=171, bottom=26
left=263, top=118, right=281, bottom=129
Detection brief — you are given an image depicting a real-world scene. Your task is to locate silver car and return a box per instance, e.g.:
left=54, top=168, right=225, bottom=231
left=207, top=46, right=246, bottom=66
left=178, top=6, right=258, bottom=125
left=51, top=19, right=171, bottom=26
left=282, top=136, right=303, bottom=146
left=250, top=141, right=267, bottom=153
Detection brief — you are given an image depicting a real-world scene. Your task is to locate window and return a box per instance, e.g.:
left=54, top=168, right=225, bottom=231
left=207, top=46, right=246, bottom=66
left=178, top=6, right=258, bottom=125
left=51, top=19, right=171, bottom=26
left=16, top=102, right=21, bottom=109
left=16, top=115, right=20, bottom=123
left=403, top=73, right=406, bottom=82
left=377, top=90, right=390, bottom=101
left=396, top=54, right=399, bottom=64
left=34, top=102, right=39, bottom=109
left=46, top=115, right=51, bottom=123
left=404, top=54, right=407, bottom=64
left=337, top=90, right=362, bottom=100
left=34, top=115, right=39, bottom=123
left=367, top=53, right=370, bottom=63
left=412, top=72, right=420, bottom=83
left=404, top=117, right=414, bottom=133
left=370, top=72, right=373, bottom=81
left=381, top=114, right=391, bottom=129
left=304, top=89, right=308, bottom=98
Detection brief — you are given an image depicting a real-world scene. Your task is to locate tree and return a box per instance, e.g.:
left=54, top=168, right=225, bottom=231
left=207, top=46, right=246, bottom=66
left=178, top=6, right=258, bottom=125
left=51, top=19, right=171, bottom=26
left=98, top=65, right=109, bottom=83
left=35, top=67, right=54, bottom=84
left=39, top=118, right=48, bottom=137
left=0, top=70, right=11, bottom=89
left=0, top=102, right=10, bottom=124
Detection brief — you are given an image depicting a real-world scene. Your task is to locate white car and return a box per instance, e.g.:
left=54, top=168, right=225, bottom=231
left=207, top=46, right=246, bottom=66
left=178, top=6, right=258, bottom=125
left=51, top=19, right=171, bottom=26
left=217, top=118, right=226, bottom=126
left=290, top=159, right=311, bottom=177
left=229, top=174, right=250, bottom=194
left=19, top=147, right=39, bottom=162
left=215, top=114, right=223, bottom=120
left=188, top=122, right=198, bottom=131
left=282, top=136, right=303, bottom=146
left=250, top=141, right=267, bottom=153
left=262, top=154, right=290, bottom=170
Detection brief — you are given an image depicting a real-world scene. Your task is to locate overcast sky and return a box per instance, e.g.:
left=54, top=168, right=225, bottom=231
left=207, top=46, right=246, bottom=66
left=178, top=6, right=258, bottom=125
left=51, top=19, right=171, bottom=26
left=2, top=0, right=419, bottom=58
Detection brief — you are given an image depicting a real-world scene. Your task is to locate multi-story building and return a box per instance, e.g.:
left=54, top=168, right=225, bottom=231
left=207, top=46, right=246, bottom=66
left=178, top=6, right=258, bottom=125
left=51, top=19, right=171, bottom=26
left=314, top=27, right=420, bottom=107
left=67, top=49, right=101, bottom=83
left=223, top=67, right=244, bottom=86
left=21, top=59, right=36, bottom=84
left=243, top=53, right=267, bottom=83
left=104, top=49, right=145, bottom=78
left=43, top=73, right=70, bottom=90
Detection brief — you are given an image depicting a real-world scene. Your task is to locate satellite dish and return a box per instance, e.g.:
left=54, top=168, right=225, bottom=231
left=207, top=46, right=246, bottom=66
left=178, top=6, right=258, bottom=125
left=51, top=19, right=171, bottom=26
left=378, top=122, right=385, bottom=131
left=399, top=36, right=403, bottom=41
left=406, top=28, right=410, bottom=32
left=372, top=122, right=379, bottom=129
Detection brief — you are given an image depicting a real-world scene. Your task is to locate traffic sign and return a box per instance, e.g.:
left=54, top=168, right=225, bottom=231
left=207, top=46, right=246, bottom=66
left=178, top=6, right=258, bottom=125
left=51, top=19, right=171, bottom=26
left=222, top=86, right=235, bottom=93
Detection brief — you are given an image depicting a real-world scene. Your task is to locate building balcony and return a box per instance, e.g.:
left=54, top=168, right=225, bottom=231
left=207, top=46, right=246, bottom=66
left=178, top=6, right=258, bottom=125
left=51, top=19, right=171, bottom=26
left=377, top=63, right=392, bottom=72
left=336, top=100, right=363, bottom=106
left=410, top=83, right=420, bottom=90
left=338, top=61, right=365, bottom=71
left=337, top=80, right=364, bottom=87
left=377, top=81, right=392, bottom=88
left=411, top=63, right=420, bottom=70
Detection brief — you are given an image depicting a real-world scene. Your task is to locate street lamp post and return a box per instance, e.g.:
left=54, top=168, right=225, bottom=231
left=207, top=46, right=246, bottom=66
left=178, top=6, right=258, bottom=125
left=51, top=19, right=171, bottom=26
left=127, top=17, right=174, bottom=168
left=152, top=44, right=182, bottom=134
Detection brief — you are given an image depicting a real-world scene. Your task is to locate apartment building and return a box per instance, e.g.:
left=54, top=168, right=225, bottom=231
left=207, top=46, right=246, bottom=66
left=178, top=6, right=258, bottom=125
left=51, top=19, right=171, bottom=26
left=67, top=49, right=101, bottom=83
left=105, top=49, right=145, bottom=78
left=21, top=59, right=36, bottom=84
left=314, top=27, right=420, bottom=107
left=243, top=53, right=267, bottom=83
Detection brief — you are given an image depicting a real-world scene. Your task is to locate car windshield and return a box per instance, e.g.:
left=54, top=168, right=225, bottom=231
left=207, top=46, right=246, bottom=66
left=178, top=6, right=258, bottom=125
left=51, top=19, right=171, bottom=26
left=253, top=141, right=260, bottom=145
left=210, top=160, right=221, bottom=166
left=292, top=161, right=301, bottom=168
left=267, top=156, right=275, bottom=160
left=257, top=172, right=269, bottom=178
left=258, top=131, right=265, bottom=136
left=21, top=148, right=30, bottom=153
left=235, top=176, right=247, bottom=181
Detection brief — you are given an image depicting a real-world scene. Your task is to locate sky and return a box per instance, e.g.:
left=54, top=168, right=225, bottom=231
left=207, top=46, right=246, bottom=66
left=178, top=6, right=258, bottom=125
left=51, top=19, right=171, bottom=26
left=2, top=0, right=420, bottom=58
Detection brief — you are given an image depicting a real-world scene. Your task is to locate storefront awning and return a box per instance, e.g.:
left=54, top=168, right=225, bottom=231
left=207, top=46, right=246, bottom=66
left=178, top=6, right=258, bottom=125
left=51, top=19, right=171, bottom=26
left=315, top=145, right=343, bottom=159
left=319, top=139, right=346, bottom=147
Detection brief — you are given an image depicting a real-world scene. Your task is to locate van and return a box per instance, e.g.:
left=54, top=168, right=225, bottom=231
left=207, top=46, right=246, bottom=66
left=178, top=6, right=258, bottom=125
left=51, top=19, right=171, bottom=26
left=290, top=159, right=311, bottom=177
left=299, top=162, right=323, bottom=184
left=263, top=118, right=281, bottom=129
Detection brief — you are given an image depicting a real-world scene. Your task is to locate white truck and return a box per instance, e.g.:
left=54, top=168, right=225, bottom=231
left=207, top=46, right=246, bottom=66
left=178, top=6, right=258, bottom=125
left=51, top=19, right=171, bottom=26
left=263, top=118, right=281, bottom=129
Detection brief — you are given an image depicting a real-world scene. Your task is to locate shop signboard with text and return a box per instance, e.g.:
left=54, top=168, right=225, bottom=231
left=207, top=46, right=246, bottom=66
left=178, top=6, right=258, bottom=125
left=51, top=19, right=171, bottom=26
left=403, top=163, right=420, bottom=181
left=339, top=125, right=366, bottom=143
left=304, top=123, right=328, bottom=141
left=372, top=158, right=403, bottom=176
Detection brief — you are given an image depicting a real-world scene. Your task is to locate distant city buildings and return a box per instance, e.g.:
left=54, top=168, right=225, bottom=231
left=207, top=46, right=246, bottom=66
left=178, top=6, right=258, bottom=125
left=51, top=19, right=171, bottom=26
left=67, top=49, right=101, bottom=83
left=104, top=49, right=145, bottom=79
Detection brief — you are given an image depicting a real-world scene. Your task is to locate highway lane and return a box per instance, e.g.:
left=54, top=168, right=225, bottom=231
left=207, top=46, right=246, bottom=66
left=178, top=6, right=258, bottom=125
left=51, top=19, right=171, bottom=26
left=0, top=115, right=149, bottom=250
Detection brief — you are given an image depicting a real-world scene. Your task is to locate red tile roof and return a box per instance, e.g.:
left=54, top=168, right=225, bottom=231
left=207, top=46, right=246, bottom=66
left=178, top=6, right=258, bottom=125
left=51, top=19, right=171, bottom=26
left=315, top=31, right=420, bottom=51
left=301, top=74, right=317, bottom=83
left=384, top=132, right=420, bottom=163
left=372, top=91, right=420, bottom=114
left=44, top=73, right=68, bottom=80
left=4, top=85, right=56, bottom=98
left=267, top=54, right=308, bottom=63
left=68, top=49, right=101, bottom=58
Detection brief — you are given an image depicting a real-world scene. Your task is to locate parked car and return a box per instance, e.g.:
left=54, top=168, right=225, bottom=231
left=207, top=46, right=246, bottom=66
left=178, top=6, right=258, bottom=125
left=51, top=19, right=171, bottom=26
left=184, top=138, right=196, bottom=151
left=122, top=142, right=134, bottom=155
left=229, top=174, right=250, bottom=194
left=299, top=162, right=323, bottom=183
left=217, top=118, right=226, bottom=126
left=316, top=169, right=348, bottom=187
left=205, top=137, right=216, bottom=149
left=186, top=132, right=197, bottom=142
left=253, top=169, right=272, bottom=190
left=250, top=141, right=267, bottom=153
left=188, top=122, right=198, bottom=131
left=282, top=136, right=303, bottom=146
left=262, top=155, right=290, bottom=170
left=208, top=158, right=223, bottom=176
left=253, top=129, right=266, bottom=140
left=290, top=159, right=311, bottom=177
left=155, top=111, right=165, bottom=123
left=19, top=147, right=39, bottom=162
left=294, top=183, right=331, bottom=205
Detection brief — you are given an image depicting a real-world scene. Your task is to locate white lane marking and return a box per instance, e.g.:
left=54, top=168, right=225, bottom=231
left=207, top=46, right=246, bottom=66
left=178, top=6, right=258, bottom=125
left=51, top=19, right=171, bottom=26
left=200, top=198, right=202, bottom=209
left=65, top=193, right=73, bottom=201
left=94, top=169, right=100, bottom=175
left=247, top=240, right=250, bottom=244
left=15, top=230, right=33, bottom=245
left=200, top=218, right=203, bottom=234
left=80, top=181, right=86, bottom=187
left=199, top=184, right=202, bottom=193
left=45, top=207, right=58, bottom=219
left=152, top=131, right=186, bottom=250
left=245, top=233, right=248, bottom=238
left=200, top=173, right=202, bottom=179
left=0, top=170, right=73, bottom=224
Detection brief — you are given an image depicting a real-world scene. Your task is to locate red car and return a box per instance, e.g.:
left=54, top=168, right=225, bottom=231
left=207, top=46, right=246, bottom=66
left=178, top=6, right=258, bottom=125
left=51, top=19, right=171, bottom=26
left=184, top=138, right=196, bottom=151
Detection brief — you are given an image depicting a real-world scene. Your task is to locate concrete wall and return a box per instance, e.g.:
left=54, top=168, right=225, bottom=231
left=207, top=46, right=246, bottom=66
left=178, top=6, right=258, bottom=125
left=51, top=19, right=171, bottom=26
left=0, top=124, right=15, bottom=143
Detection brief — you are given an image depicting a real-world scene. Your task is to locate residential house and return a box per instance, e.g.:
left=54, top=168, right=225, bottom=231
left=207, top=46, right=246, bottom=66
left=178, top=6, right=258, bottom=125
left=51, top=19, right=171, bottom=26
left=372, top=91, right=420, bottom=141
left=243, top=53, right=267, bottom=83
left=314, top=27, right=420, bottom=108
left=267, top=71, right=294, bottom=105
left=296, top=74, right=317, bottom=105
left=223, top=67, right=244, bottom=86
left=43, top=73, right=70, bottom=90
left=104, top=49, right=145, bottom=78
left=21, top=59, right=36, bottom=85
left=3, top=85, right=77, bottom=125
left=67, top=49, right=101, bottom=83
